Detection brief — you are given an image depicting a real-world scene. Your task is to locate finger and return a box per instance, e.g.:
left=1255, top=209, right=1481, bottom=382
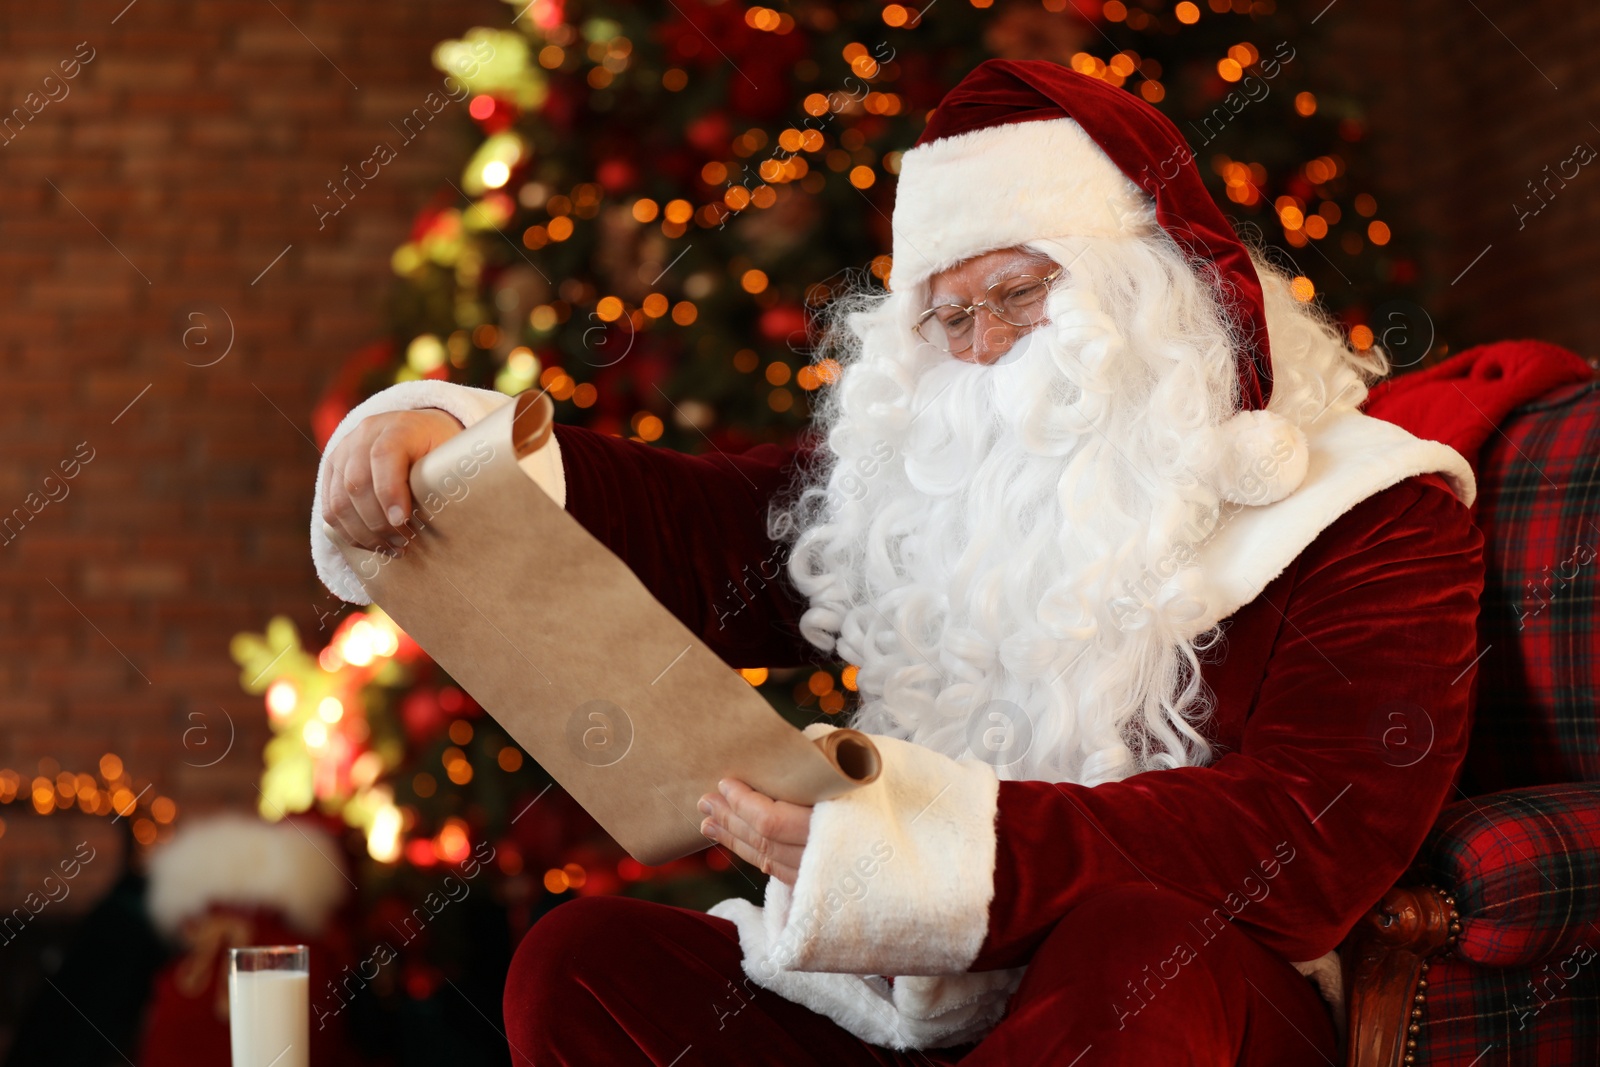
left=723, top=809, right=800, bottom=876
left=699, top=814, right=801, bottom=883
left=368, top=425, right=423, bottom=532
left=322, top=448, right=390, bottom=553
left=718, top=778, right=811, bottom=848
left=699, top=793, right=806, bottom=872
left=342, top=452, right=402, bottom=551
left=703, top=803, right=806, bottom=873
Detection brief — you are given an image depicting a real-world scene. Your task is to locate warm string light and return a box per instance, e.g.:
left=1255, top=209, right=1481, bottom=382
left=1054, top=33, right=1384, bottom=302
left=0, top=755, right=175, bottom=846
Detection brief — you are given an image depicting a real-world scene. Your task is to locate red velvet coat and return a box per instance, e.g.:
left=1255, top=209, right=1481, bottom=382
left=548, top=421, right=1486, bottom=969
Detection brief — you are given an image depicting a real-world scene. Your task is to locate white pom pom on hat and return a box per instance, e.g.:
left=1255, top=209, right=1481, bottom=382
left=1212, top=408, right=1309, bottom=506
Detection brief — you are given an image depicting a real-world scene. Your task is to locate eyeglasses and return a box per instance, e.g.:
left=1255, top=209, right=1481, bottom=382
left=913, top=264, right=1064, bottom=356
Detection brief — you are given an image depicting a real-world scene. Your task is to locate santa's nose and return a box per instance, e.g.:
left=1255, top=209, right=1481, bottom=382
left=959, top=315, right=1025, bottom=366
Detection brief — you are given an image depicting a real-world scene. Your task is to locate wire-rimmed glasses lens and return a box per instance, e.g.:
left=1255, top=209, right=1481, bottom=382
left=913, top=266, right=1062, bottom=355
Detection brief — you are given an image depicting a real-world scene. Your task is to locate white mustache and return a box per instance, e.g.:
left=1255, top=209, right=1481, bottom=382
left=902, top=318, right=1093, bottom=498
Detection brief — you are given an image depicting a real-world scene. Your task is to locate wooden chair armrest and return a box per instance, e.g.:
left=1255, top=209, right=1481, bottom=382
left=1340, top=884, right=1463, bottom=1067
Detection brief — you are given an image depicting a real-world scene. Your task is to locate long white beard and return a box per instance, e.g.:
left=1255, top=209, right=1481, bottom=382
left=781, top=236, right=1249, bottom=786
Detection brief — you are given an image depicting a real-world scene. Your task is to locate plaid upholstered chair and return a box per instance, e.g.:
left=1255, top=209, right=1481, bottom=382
left=1343, top=371, right=1600, bottom=1066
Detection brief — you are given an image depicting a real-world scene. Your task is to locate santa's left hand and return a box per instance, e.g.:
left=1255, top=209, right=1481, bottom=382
left=699, top=778, right=811, bottom=887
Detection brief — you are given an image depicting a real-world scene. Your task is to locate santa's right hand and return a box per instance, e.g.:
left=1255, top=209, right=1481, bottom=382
left=320, top=407, right=464, bottom=554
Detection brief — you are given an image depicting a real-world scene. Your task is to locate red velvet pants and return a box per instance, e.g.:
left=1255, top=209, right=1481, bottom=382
left=503, top=885, right=1340, bottom=1065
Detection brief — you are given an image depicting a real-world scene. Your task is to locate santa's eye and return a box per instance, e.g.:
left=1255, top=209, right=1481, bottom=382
left=938, top=309, right=973, bottom=335
left=1001, top=281, right=1044, bottom=307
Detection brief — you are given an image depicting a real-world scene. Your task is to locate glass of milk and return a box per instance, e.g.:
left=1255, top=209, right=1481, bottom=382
left=228, top=945, right=310, bottom=1067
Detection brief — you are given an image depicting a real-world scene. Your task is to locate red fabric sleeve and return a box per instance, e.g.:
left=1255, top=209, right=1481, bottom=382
left=550, top=421, right=825, bottom=671
left=971, top=472, right=1486, bottom=969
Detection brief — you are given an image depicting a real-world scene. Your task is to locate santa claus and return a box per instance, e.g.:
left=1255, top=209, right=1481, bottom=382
left=313, top=60, right=1483, bottom=1065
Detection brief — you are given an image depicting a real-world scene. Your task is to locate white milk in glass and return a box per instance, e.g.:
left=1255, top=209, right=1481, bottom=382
left=229, top=969, right=310, bottom=1067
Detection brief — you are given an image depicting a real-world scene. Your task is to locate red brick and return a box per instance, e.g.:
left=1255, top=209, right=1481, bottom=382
left=27, top=278, right=141, bottom=311
left=110, top=28, right=229, bottom=53
left=120, top=216, right=226, bottom=243
left=80, top=562, right=189, bottom=597
left=183, top=118, right=259, bottom=150
left=125, top=91, right=236, bottom=115
left=72, top=118, right=176, bottom=151
left=0, top=697, right=56, bottom=725
left=93, top=58, right=202, bottom=90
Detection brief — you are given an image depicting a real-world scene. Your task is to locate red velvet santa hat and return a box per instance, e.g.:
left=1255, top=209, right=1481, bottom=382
left=890, top=60, right=1308, bottom=504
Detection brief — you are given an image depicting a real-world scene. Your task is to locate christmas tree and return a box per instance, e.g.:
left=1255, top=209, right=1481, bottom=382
left=254, top=0, right=1415, bottom=1058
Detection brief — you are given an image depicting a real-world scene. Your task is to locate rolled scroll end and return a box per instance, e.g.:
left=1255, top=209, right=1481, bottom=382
left=512, top=387, right=555, bottom=458
left=813, top=728, right=881, bottom=785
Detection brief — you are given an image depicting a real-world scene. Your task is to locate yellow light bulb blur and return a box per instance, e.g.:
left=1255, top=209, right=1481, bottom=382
left=266, top=682, right=297, bottom=720
left=368, top=800, right=403, bottom=863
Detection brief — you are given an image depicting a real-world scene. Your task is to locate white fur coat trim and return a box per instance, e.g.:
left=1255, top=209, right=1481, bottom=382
left=1189, top=403, right=1476, bottom=631
left=310, top=380, right=566, bottom=605
left=709, top=896, right=1022, bottom=1050
left=145, top=812, right=348, bottom=937
left=888, top=117, right=1147, bottom=294
left=708, top=722, right=1019, bottom=1050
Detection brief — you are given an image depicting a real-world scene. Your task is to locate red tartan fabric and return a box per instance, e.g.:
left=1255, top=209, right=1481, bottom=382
left=1416, top=953, right=1600, bottom=1067
left=1413, top=784, right=1600, bottom=967
left=1465, top=378, right=1600, bottom=791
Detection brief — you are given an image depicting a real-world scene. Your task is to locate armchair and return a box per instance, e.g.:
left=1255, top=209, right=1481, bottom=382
left=1344, top=371, right=1600, bottom=1066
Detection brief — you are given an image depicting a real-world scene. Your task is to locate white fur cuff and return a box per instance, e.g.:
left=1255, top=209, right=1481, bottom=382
left=710, top=894, right=1022, bottom=1050
left=707, top=725, right=1016, bottom=1049
left=309, top=380, right=566, bottom=604
left=766, top=724, right=1000, bottom=976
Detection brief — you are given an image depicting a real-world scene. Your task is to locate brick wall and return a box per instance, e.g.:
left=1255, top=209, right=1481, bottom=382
left=0, top=0, right=504, bottom=935
left=1315, top=0, right=1600, bottom=360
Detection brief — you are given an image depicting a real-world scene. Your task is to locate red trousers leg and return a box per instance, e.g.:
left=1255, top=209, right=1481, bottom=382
left=503, top=894, right=969, bottom=1066
left=965, top=884, right=1341, bottom=1066
left=504, top=888, right=1338, bottom=1066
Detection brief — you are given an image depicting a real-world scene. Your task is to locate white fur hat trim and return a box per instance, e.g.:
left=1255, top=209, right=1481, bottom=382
left=887, top=116, right=1150, bottom=294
